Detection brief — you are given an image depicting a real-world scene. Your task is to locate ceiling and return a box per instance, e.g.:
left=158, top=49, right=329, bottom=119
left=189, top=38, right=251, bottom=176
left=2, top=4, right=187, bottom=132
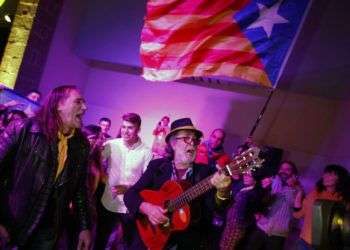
left=277, top=0, right=350, bottom=100
left=73, top=0, right=350, bottom=100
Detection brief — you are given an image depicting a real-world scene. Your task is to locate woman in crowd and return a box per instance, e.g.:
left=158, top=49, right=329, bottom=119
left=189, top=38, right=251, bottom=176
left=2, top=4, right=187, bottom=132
left=293, top=164, right=350, bottom=250
left=82, top=124, right=106, bottom=197
left=151, top=115, right=170, bottom=158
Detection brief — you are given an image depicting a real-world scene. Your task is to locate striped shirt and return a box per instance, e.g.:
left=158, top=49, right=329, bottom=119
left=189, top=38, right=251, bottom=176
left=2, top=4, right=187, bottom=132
left=257, top=176, right=297, bottom=237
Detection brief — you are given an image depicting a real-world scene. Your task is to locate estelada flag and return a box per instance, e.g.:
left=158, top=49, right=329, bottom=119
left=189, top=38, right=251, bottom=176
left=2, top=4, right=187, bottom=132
left=140, top=0, right=311, bottom=88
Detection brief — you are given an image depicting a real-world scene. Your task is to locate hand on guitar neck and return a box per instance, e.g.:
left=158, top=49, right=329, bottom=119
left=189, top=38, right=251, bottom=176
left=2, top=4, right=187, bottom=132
left=211, top=171, right=232, bottom=199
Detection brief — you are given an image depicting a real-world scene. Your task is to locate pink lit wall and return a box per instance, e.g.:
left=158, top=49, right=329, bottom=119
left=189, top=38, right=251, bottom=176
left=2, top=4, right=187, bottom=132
left=81, top=66, right=350, bottom=191
left=82, top=67, right=268, bottom=154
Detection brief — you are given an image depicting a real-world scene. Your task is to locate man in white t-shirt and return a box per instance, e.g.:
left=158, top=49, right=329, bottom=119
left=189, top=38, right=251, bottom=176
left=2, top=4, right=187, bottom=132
left=94, top=113, right=152, bottom=250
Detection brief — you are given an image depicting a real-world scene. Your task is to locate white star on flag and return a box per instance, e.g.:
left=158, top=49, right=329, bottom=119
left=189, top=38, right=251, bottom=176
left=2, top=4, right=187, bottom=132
left=248, top=1, right=289, bottom=38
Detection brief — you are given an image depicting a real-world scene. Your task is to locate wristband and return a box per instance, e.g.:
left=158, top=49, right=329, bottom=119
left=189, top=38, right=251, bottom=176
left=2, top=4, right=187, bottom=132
left=216, top=191, right=231, bottom=200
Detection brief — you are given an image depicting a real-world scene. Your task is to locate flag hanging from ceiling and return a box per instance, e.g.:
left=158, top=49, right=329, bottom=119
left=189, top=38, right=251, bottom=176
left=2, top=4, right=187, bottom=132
left=140, top=0, right=311, bottom=88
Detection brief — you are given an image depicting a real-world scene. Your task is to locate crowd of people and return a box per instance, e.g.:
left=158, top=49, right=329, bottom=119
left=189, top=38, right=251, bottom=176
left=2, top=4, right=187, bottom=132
left=0, top=85, right=349, bottom=250
left=0, top=88, right=41, bottom=134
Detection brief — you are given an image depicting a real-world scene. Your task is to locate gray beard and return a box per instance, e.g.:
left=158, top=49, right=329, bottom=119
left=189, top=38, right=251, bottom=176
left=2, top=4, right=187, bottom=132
left=175, top=153, right=196, bottom=166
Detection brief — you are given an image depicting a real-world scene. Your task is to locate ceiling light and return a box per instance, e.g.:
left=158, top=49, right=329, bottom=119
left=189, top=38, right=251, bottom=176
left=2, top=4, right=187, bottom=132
left=4, top=14, right=11, bottom=23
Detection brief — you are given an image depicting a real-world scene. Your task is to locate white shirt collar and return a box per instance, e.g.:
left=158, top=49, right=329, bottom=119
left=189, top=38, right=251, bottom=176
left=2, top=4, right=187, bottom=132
left=123, top=138, right=142, bottom=150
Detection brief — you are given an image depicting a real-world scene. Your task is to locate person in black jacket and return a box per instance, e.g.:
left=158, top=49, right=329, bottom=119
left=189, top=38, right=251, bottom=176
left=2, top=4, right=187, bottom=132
left=124, top=117, right=232, bottom=250
left=0, top=85, right=91, bottom=250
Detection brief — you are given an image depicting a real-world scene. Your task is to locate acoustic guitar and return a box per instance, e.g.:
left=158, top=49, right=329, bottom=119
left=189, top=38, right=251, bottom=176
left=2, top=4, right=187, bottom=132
left=137, top=147, right=263, bottom=250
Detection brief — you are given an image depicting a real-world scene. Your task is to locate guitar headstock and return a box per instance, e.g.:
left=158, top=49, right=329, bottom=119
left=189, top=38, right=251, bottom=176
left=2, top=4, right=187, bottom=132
left=224, top=147, right=264, bottom=176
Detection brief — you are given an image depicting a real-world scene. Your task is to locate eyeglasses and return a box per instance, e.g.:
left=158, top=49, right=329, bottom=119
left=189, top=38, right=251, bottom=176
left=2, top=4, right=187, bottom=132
left=175, top=136, right=200, bottom=146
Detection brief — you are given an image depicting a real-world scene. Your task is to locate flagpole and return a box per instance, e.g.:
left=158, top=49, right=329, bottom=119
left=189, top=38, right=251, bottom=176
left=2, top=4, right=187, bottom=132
left=248, top=88, right=275, bottom=137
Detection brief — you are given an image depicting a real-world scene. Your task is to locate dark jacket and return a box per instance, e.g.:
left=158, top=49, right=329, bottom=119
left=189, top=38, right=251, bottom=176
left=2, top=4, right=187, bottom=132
left=0, top=118, right=90, bottom=246
left=124, top=158, right=223, bottom=249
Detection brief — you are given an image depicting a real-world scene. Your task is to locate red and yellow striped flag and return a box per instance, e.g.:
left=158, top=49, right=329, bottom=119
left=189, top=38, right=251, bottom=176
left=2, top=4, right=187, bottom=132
left=140, top=0, right=271, bottom=87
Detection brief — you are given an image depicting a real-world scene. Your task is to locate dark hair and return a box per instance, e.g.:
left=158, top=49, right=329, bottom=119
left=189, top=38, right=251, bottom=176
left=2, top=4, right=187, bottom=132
left=82, top=125, right=102, bottom=149
left=36, top=85, right=78, bottom=141
left=251, top=168, right=270, bottom=184
left=316, top=164, right=350, bottom=202
left=122, top=113, right=141, bottom=129
left=99, top=117, right=111, bottom=125
left=279, top=160, right=298, bottom=175
left=82, top=125, right=103, bottom=190
left=82, top=124, right=101, bottom=137
left=237, top=143, right=249, bottom=150
left=235, top=143, right=250, bottom=155
left=161, top=116, right=170, bottom=122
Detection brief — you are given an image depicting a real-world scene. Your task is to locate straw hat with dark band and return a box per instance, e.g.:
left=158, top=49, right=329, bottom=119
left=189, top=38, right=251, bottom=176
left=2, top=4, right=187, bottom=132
left=165, top=118, right=203, bottom=143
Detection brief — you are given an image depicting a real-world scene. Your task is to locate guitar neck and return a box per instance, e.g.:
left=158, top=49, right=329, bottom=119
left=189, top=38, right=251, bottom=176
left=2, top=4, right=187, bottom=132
left=166, top=147, right=262, bottom=212
left=167, top=175, right=214, bottom=212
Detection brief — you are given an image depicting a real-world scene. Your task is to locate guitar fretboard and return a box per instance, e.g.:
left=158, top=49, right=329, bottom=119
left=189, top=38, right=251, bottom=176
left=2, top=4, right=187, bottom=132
left=165, top=146, right=261, bottom=212
left=167, top=175, right=214, bottom=212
